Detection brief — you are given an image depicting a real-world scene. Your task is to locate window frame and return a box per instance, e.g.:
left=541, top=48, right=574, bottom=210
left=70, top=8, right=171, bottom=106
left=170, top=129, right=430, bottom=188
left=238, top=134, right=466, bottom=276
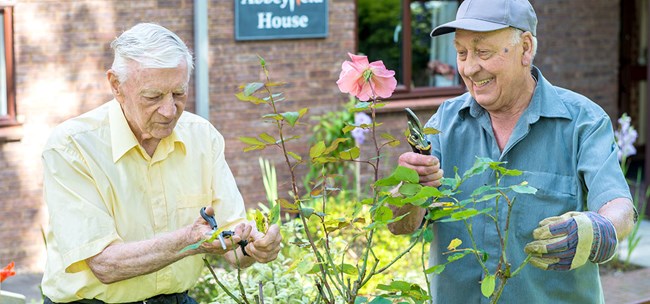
left=389, top=0, right=465, bottom=101
left=0, top=5, right=15, bottom=128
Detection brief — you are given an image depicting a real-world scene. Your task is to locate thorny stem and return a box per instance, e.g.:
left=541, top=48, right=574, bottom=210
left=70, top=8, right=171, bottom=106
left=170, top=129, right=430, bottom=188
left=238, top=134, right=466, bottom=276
left=202, top=258, right=244, bottom=304
left=260, top=63, right=335, bottom=304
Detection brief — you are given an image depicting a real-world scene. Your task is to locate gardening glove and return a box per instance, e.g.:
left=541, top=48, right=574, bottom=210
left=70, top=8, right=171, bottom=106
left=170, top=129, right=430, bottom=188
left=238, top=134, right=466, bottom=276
left=524, top=211, right=617, bottom=271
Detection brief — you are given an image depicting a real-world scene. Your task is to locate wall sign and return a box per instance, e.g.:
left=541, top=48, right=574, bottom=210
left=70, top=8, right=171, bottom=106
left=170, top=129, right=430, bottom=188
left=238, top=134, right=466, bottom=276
left=235, top=0, right=329, bottom=41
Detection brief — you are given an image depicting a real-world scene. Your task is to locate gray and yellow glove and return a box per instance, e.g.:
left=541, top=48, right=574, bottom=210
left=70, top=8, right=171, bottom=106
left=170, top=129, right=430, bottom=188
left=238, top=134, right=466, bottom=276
left=524, top=211, right=618, bottom=271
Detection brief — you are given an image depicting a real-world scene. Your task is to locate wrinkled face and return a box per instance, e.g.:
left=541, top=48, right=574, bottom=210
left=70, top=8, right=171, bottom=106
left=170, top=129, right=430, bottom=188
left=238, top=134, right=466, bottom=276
left=111, top=62, right=189, bottom=144
left=454, top=28, right=532, bottom=112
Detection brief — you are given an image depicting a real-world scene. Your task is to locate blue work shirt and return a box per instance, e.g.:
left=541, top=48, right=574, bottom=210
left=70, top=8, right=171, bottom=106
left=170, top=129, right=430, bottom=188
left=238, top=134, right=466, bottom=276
left=425, top=66, right=631, bottom=303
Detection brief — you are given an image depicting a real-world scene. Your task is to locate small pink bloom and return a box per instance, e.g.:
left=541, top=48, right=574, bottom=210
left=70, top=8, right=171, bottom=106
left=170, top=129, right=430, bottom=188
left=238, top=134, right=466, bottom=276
left=336, top=53, right=397, bottom=101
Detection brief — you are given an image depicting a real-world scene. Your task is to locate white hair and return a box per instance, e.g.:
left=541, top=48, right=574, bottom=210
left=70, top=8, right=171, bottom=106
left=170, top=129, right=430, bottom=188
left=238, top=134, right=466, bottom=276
left=110, top=23, right=194, bottom=82
left=511, top=28, right=538, bottom=64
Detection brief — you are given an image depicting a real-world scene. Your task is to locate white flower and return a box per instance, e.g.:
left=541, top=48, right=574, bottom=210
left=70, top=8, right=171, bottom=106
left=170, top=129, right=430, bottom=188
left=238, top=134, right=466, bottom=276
left=614, top=113, right=638, bottom=161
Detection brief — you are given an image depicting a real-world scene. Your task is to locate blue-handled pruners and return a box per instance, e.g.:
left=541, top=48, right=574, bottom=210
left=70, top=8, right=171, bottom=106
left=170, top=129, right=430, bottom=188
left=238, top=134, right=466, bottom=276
left=200, top=207, right=231, bottom=250
left=405, top=108, right=432, bottom=155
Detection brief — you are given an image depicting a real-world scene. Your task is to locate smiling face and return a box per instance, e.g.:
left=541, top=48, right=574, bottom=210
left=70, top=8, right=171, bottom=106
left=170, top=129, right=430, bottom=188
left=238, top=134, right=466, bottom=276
left=454, top=28, right=535, bottom=113
left=108, top=61, right=189, bottom=152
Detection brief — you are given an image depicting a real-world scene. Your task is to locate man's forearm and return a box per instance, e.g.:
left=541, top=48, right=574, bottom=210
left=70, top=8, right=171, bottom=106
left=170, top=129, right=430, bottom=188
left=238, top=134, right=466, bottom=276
left=598, top=197, right=636, bottom=241
left=87, top=226, right=196, bottom=284
left=388, top=203, right=427, bottom=235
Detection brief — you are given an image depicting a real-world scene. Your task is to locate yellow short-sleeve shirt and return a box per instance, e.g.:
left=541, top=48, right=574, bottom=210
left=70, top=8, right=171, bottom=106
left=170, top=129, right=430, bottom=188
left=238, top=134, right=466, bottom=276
left=41, top=100, right=246, bottom=302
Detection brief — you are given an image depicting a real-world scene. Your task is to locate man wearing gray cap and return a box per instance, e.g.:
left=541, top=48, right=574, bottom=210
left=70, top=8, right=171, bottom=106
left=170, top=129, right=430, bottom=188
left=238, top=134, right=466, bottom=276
left=389, top=0, right=637, bottom=303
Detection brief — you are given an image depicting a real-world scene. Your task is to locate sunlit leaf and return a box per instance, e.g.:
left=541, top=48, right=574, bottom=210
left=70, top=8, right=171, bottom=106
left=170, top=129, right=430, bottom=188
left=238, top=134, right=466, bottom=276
left=268, top=203, right=280, bottom=225
left=243, top=82, right=265, bottom=96
left=481, top=275, right=496, bottom=298
left=235, top=92, right=267, bottom=104
left=262, top=113, right=284, bottom=121
left=259, top=133, right=276, bottom=144
left=287, top=151, right=302, bottom=161
left=339, top=147, right=360, bottom=160
left=254, top=209, right=268, bottom=233
left=342, top=125, right=356, bottom=134
left=447, top=238, right=462, bottom=251
left=380, top=133, right=396, bottom=141
left=240, top=136, right=266, bottom=145
left=324, top=138, right=350, bottom=155
left=266, top=81, right=286, bottom=87
left=394, top=166, right=419, bottom=184
left=243, top=145, right=265, bottom=152
left=310, top=141, right=326, bottom=158
left=423, top=127, right=440, bottom=135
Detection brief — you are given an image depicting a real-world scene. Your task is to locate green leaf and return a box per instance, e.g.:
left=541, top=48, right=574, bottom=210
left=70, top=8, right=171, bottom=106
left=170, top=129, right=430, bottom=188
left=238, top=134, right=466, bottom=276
left=310, top=141, right=326, bottom=158
left=380, top=133, right=396, bottom=141
left=257, top=55, right=266, bottom=66
left=511, top=182, right=538, bottom=194
left=423, top=127, right=440, bottom=135
left=268, top=203, right=280, bottom=225
left=350, top=102, right=371, bottom=112
left=424, top=264, right=445, bottom=274
left=447, top=252, right=468, bottom=262
left=354, top=297, right=369, bottom=304
left=476, top=193, right=501, bottom=202
left=375, top=176, right=399, bottom=187
left=262, top=113, right=284, bottom=121
left=259, top=133, right=276, bottom=144
left=374, top=206, right=393, bottom=222
left=281, top=111, right=300, bottom=127
left=423, top=228, right=434, bottom=242
left=337, top=263, right=359, bottom=276
left=243, top=145, right=265, bottom=152
left=239, top=136, right=266, bottom=145
left=243, top=82, right=265, bottom=96
left=324, top=138, right=350, bottom=155
left=399, top=183, right=422, bottom=196
left=368, top=297, right=392, bottom=304
left=394, top=166, right=419, bottom=183
left=287, top=151, right=302, bottom=161
left=342, top=125, right=356, bottom=134
left=339, top=147, right=360, bottom=160
left=235, top=92, right=267, bottom=104
left=481, top=275, right=496, bottom=298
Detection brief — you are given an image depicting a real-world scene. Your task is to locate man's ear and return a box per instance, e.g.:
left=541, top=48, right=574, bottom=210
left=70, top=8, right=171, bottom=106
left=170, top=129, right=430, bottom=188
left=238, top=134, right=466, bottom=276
left=107, top=70, right=123, bottom=102
left=521, top=31, right=535, bottom=67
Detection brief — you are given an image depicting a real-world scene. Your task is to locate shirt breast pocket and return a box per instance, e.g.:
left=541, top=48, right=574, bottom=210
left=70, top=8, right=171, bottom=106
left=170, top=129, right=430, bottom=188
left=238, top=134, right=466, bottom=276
left=176, top=193, right=212, bottom=228
left=513, top=171, right=578, bottom=240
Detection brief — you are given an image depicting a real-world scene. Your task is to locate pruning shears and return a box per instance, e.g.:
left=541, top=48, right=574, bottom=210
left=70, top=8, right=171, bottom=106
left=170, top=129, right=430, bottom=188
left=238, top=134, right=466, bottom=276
left=405, top=108, right=432, bottom=155
left=200, top=207, right=248, bottom=251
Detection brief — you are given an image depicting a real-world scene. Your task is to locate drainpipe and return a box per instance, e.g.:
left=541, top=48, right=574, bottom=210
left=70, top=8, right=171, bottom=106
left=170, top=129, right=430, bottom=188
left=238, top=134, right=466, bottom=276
left=194, top=0, right=209, bottom=119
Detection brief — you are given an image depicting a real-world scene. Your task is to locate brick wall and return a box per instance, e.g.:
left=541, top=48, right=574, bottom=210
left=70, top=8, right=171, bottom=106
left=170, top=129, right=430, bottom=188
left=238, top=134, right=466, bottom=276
left=0, top=0, right=622, bottom=273
left=531, top=0, right=621, bottom=117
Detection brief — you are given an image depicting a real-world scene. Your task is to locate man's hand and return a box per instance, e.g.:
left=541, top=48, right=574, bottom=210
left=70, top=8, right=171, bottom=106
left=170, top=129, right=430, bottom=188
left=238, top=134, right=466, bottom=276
left=398, top=152, right=443, bottom=187
left=524, top=211, right=618, bottom=271
left=242, top=224, right=282, bottom=263
left=190, top=206, right=251, bottom=255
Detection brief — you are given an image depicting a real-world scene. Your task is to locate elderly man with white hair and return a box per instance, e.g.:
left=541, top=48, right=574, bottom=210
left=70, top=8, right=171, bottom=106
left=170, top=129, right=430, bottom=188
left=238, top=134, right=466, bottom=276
left=41, top=23, right=282, bottom=304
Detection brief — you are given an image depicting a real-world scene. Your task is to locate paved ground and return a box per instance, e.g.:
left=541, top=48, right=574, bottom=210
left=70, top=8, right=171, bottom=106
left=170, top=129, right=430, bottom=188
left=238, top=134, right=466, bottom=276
left=4, top=220, right=650, bottom=303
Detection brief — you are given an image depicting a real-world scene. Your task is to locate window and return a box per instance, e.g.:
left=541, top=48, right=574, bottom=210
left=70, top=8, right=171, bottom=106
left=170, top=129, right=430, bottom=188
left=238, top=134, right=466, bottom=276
left=358, top=0, right=463, bottom=100
left=0, top=5, right=15, bottom=127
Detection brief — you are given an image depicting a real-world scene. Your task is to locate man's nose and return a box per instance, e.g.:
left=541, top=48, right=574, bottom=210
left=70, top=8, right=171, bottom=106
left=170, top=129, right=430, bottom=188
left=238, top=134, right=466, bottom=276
left=462, top=53, right=481, bottom=77
left=158, top=94, right=177, bottom=118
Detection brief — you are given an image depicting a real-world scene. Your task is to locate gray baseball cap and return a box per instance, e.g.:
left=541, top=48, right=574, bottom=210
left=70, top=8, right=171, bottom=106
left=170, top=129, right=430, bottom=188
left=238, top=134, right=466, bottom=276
left=430, top=0, right=537, bottom=37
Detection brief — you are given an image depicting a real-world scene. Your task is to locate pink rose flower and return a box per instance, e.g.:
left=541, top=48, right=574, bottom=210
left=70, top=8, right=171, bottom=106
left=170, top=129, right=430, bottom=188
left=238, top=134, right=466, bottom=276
left=336, top=53, right=397, bottom=101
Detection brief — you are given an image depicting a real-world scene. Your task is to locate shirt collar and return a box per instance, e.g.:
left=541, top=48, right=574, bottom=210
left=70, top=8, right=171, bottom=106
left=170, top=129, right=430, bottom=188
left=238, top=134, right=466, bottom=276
left=458, top=66, right=572, bottom=122
left=109, top=100, right=187, bottom=163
